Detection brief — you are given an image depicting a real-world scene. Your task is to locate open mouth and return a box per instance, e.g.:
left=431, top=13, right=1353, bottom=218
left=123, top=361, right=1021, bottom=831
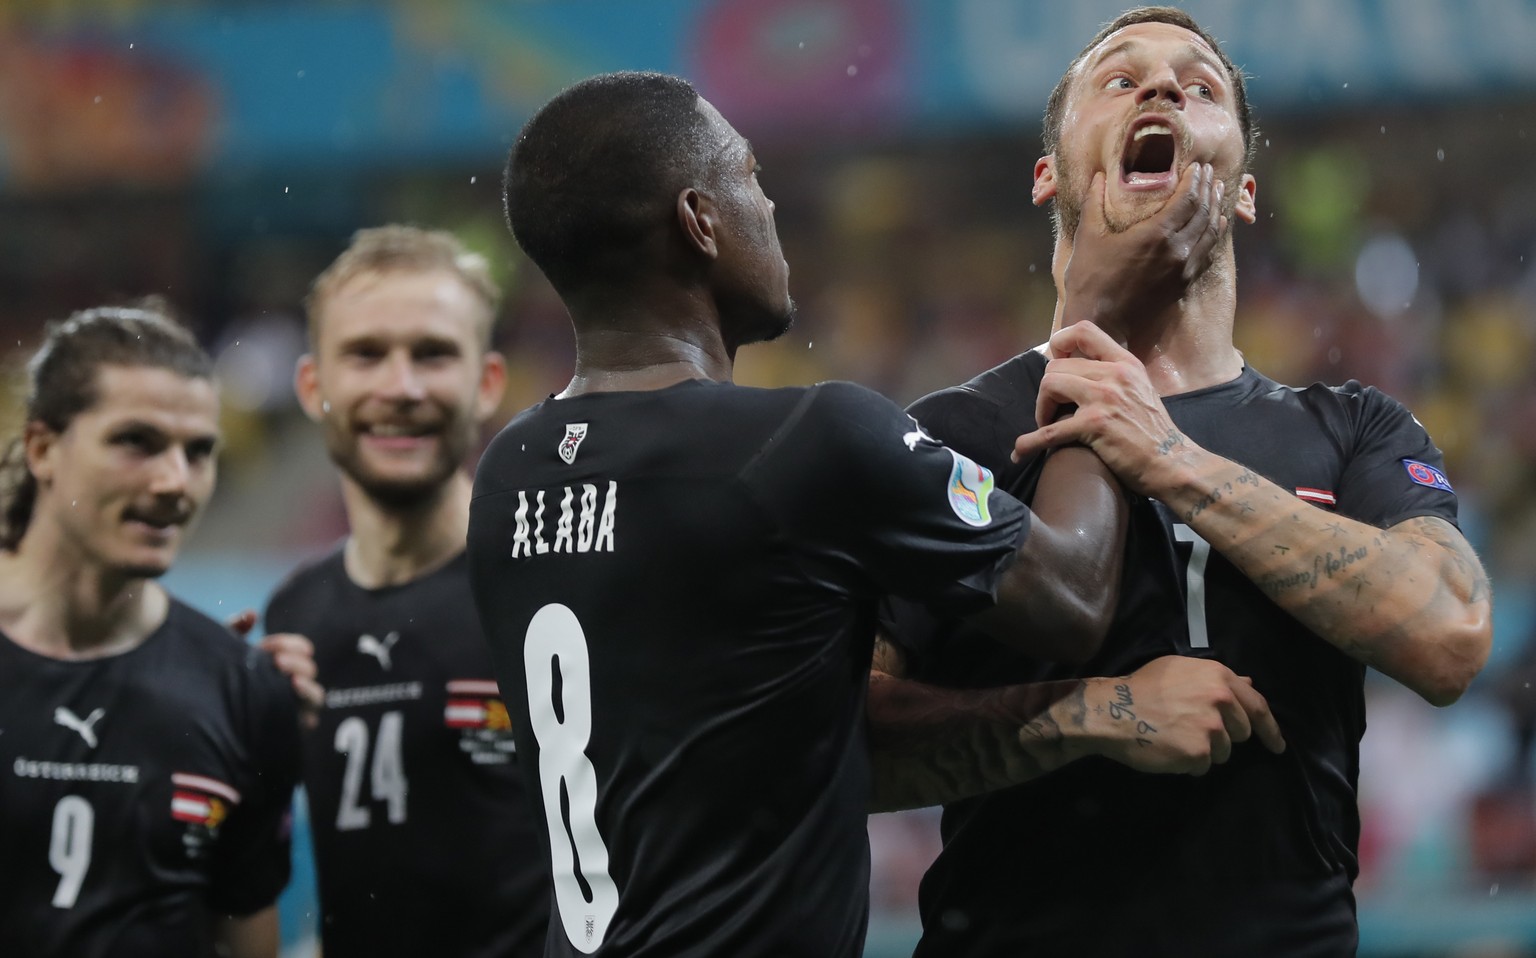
left=1121, top=119, right=1178, bottom=186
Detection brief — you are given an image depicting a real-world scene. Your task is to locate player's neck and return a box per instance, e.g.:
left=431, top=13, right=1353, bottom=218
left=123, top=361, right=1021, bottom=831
left=0, top=527, right=168, bottom=659
left=560, top=297, right=734, bottom=397
left=1051, top=244, right=1245, bottom=397
left=340, top=471, right=470, bottom=589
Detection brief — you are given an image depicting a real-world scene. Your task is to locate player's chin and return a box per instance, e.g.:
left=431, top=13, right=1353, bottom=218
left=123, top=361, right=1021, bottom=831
left=115, top=552, right=177, bottom=580
left=354, top=469, right=453, bottom=509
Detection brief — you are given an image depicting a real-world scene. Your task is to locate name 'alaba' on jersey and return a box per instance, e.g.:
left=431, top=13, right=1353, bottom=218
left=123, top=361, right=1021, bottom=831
left=0, top=600, right=301, bottom=958
left=264, top=549, right=549, bottom=958
left=468, top=378, right=1030, bottom=958
left=885, top=350, right=1460, bottom=958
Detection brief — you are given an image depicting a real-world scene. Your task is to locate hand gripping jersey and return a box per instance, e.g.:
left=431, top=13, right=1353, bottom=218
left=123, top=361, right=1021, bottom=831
left=468, top=379, right=1029, bottom=958
left=886, top=352, right=1460, bottom=958
left=264, top=550, right=549, bottom=958
left=0, top=600, right=301, bottom=958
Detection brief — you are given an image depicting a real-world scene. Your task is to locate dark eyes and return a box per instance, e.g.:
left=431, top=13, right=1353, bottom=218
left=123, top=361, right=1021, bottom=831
left=113, top=431, right=215, bottom=463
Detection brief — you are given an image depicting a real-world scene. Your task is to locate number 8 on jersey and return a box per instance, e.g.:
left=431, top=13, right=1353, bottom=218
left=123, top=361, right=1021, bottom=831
left=525, top=603, right=619, bottom=953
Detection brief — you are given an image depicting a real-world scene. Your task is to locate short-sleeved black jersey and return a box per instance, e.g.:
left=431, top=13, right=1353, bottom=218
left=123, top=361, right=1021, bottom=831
left=888, top=351, right=1459, bottom=958
left=467, top=378, right=1029, bottom=958
left=0, top=599, right=300, bottom=958
left=264, top=549, right=548, bottom=958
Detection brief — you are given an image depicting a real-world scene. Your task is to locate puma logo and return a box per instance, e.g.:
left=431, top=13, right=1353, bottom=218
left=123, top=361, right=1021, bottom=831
left=903, top=417, right=935, bottom=451
left=54, top=707, right=106, bottom=748
left=357, top=632, right=401, bottom=670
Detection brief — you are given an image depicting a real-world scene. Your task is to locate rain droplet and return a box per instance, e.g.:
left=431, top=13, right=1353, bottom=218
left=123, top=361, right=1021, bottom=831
left=129, top=43, right=134, bottom=49
left=1028, top=263, right=1037, bottom=273
left=1436, top=149, right=1445, bottom=161
left=1491, top=883, right=1501, bottom=897
left=297, top=69, right=305, bottom=78
left=847, top=65, right=858, bottom=77
left=93, top=96, right=102, bottom=104
left=1342, top=82, right=1349, bottom=89
left=1380, top=125, right=1387, bottom=134
left=1327, top=346, right=1342, bottom=364
left=798, top=41, right=804, bottom=49
left=807, top=341, right=813, bottom=349
left=284, top=186, right=289, bottom=193
left=470, top=176, right=477, bottom=184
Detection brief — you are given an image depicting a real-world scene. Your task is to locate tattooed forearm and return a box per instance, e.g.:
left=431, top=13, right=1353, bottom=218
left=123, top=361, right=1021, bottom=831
left=867, top=674, right=1089, bottom=812
left=1162, top=448, right=1491, bottom=703
left=1155, top=430, right=1186, bottom=456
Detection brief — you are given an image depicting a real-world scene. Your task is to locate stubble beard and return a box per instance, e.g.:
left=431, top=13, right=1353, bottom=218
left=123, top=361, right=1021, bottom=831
left=323, top=415, right=472, bottom=510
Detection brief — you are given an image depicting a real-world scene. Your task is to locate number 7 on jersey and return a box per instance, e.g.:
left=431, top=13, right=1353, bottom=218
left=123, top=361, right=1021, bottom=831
left=1173, top=523, right=1211, bottom=649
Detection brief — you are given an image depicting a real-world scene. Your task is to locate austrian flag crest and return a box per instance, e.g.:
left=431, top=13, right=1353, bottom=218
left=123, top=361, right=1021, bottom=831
left=559, top=423, right=589, bottom=464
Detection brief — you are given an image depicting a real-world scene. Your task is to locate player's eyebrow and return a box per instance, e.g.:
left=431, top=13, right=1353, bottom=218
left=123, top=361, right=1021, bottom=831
left=1086, top=37, right=1229, bottom=87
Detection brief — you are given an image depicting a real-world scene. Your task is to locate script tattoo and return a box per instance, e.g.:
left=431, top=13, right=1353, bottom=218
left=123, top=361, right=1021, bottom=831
left=1155, top=430, right=1185, bottom=456
left=1107, top=683, right=1157, bottom=748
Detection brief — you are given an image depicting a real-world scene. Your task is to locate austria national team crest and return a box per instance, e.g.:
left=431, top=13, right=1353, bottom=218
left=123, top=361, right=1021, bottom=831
left=444, top=680, right=517, bottom=765
left=171, top=772, right=239, bottom=859
left=946, top=449, right=996, bottom=527
left=558, top=423, right=589, bottom=464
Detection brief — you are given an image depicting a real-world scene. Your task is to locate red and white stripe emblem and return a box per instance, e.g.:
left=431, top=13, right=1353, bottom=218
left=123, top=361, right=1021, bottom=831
left=171, top=772, right=241, bottom=804
left=445, top=700, right=488, bottom=728
left=1295, top=487, right=1337, bottom=507
left=172, top=792, right=213, bottom=823
left=444, top=679, right=502, bottom=728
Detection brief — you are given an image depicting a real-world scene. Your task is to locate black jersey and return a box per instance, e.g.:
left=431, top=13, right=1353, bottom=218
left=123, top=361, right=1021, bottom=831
left=467, top=378, right=1029, bottom=958
left=0, top=599, right=300, bottom=958
left=264, top=549, right=548, bottom=958
left=887, top=351, right=1459, bottom=958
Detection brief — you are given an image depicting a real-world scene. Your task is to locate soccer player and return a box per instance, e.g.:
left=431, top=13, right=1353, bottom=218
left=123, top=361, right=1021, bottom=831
left=470, top=71, right=1281, bottom=958
left=0, top=306, right=301, bottom=958
left=881, top=8, right=1494, bottom=956
left=261, top=226, right=549, bottom=957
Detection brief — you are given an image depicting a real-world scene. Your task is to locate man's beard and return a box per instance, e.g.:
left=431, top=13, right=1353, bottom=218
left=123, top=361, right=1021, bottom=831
left=1053, top=113, right=1240, bottom=238
left=323, top=417, right=472, bottom=509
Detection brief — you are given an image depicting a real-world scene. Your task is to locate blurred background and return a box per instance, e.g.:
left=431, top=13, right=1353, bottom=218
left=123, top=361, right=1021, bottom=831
left=3, top=0, right=1536, bottom=955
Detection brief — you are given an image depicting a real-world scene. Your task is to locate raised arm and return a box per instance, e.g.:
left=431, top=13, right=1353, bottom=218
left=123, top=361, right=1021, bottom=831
left=965, top=163, right=1227, bottom=658
left=1016, top=323, right=1492, bottom=706
left=867, top=637, right=1284, bottom=812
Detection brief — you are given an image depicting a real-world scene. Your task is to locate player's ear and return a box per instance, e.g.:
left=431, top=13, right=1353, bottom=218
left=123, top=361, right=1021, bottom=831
left=1032, top=155, right=1058, bottom=207
left=1234, top=173, right=1257, bottom=224
left=677, top=187, right=719, bottom=260
left=475, top=350, right=508, bottom=423
left=294, top=354, right=325, bottom=422
left=23, top=420, right=59, bottom=487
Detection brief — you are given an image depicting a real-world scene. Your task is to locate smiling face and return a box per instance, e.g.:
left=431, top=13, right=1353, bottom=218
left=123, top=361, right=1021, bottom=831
left=296, top=268, right=506, bottom=509
left=1037, top=20, right=1256, bottom=238
left=27, top=364, right=219, bottom=579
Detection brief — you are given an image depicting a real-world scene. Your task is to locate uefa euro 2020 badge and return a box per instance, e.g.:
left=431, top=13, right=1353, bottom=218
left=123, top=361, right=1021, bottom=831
left=946, top=450, right=996, bottom=527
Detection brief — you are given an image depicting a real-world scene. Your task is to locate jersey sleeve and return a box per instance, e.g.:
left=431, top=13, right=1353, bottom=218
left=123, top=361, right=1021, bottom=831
left=207, top=646, right=302, bottom=916
left=905, top=386, right=1016, bottom=472
left=744, top=381, right=1029, bottom=618
left=1333, top=384, right=1460, bottom=530
left=877, top=386, right=1021, bottom=669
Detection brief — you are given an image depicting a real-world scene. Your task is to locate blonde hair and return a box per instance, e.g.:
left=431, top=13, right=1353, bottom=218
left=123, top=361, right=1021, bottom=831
left=305, top=225, right=502, bottom=348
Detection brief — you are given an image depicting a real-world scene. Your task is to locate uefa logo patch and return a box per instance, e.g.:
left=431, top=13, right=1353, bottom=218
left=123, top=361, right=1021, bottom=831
left=1402, top=458, right=1454, bottom=493
left=947, top=449, right=995, bottom=527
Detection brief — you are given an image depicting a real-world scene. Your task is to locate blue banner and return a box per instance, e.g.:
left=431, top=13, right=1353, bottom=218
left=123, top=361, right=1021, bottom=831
left=3, top=0, right=1534, bottom=184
